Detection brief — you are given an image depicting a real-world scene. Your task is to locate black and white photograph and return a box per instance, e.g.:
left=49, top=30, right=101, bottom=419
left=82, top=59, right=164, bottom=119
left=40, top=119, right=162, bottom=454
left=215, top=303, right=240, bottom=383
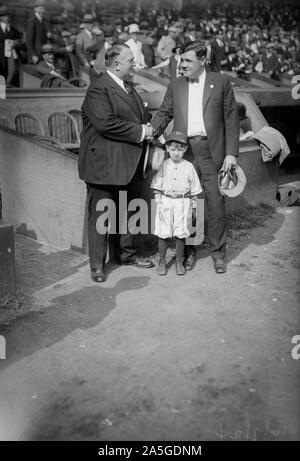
left=0, top=0, right=299, bottom=448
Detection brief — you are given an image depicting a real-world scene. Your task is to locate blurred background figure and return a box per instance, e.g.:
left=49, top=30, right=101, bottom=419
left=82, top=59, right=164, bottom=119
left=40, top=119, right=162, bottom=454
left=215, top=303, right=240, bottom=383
left=125, top=23, right=146, bottom=70
left=26, top=0, right=48, bottom=64
left=0, top=5, right=23, bottom=87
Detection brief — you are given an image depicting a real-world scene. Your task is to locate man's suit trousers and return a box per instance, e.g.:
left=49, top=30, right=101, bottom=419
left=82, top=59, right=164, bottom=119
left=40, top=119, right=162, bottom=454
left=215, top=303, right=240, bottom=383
left=188, top=137, right=226, bottom=260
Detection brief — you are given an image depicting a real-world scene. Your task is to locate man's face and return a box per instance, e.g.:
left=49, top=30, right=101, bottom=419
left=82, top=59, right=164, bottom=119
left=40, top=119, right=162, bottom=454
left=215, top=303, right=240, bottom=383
left=85, top=22, right=93, bottom=32
left=116, top=47, right=135, bottom=80
left=35, top=6, right=45, bottom=17
left=166, top=142, right=187, bottom=163
left=0, top=15, right=9, bottom=22
left=180, top=50, right=206, bottom=79
left=43, top=52, right=54, bottom=64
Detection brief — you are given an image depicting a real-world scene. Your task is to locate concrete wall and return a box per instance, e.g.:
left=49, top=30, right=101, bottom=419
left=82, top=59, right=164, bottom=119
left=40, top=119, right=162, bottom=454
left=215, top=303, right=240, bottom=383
left=0, top=88, right=164, bottom=135
left=0, top=127, right=86, bottom=250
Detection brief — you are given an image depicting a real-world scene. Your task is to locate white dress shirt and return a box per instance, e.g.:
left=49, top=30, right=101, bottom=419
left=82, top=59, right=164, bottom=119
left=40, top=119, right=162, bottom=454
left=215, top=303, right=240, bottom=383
left=187, top=69, right=207, bottom=137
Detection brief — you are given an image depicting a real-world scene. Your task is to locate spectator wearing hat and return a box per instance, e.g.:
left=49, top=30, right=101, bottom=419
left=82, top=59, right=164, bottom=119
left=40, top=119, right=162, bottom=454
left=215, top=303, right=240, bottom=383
left=125, top=24, right=146, bottom=70
left=0, top=6, right=22, bottom=86
left=75, top=13, right=95, bottom=69
left=88, top=26, right=118, bottom=80
left=86, top=26, right=106, bottom=80
left=26, top=0, right=49, bottom=64
left=142, top=32, right=156, bottom=68
left=261, top=44, right=281, bottom=79
left=151, top=131, right=202, bottom=276
left=156, top=26, right=178, bottom=64
left=207, top=30, right=228, bottom=73
left=51, top=30, right=78, bottom=80
left=35, top=43, right=73, bottom=87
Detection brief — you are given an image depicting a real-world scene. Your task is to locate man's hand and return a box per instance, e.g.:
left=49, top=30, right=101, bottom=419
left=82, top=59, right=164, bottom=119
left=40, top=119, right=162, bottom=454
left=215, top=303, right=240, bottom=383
left=222, top=155, right=237, bottom=172
left=143, top=123, right=155, bottom=141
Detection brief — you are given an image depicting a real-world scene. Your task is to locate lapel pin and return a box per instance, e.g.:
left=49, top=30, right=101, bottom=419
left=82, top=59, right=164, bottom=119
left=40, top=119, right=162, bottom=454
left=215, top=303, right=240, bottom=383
left=210, top=84, right=214, bottom=88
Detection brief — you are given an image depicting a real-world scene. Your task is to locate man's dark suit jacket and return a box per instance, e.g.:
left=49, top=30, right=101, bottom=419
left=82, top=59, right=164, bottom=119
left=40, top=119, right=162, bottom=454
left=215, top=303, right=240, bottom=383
left=0, top=25, right=21, bottom=78
left=151, top=71, right=239, bottom=170
left=78, top=71, right=151, bottom=185
left=26, top=16, right=48, bottom=62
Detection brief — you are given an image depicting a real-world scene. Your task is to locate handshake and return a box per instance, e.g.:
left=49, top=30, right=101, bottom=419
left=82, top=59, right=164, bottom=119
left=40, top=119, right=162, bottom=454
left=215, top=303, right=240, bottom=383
left=142, top=123, right=157, bottom=142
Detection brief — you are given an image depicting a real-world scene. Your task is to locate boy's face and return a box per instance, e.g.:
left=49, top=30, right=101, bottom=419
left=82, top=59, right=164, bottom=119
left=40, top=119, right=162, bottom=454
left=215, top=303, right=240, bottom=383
left=166, top=141, right=187, bottom=163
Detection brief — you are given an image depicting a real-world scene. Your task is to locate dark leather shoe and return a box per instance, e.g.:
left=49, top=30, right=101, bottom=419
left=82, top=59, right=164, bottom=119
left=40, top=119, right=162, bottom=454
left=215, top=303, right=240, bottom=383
left=176, top=257, right=186, bottom=276
left=122, top=256, right=154, bottom=268
left=157, top=257, right=167, bottom=275
left=214, top=259, right=227, bottom=274
left=91, top=268, right=105, bottom=282
left=184, top=252, right=195, bottom=271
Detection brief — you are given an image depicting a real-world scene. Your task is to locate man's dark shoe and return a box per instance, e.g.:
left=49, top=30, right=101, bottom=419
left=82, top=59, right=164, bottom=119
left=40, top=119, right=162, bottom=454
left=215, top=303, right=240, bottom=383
left=176, top=257, right=186, bottom=276
left=122, top=256, right=154, bottom=268
left=91, top=267, right=105, bottom=282
left=214, top=259, right=227, bottom=274
left=157, top=257, right=167, bottom=275
left=184, top=252, right=195, bottom=271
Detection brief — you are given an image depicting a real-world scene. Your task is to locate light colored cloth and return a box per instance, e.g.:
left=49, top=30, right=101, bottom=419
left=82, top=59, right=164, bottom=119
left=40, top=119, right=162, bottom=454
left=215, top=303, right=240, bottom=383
left=151, top=158, right=202, bottom=238
left=187, top=69, right=207, bottom=137
left=154, top=196, right=192, bottom=238
left=151, top=158, right=202, bottom=196
left=125, top=38, right=146, bottom=69
left=156, top=34, right=176, bottom=61
left=252, top=126, right=290, bottom=164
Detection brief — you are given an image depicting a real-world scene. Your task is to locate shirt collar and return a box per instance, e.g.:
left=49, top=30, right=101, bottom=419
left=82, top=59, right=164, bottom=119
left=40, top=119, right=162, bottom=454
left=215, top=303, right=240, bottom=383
left=107, top=69, right=126, bottom=90
left=188, top=69, right=206, bottom=84
left=35, top=12, right=42, bottom=21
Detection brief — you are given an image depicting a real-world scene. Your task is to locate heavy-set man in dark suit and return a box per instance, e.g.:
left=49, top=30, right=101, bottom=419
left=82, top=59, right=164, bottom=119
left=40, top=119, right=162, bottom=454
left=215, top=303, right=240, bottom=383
left=151, top=40, right=239, bottom=274
left=78, top=44, right=154, bottom=282
left=26, top=0, right=48, bottom=64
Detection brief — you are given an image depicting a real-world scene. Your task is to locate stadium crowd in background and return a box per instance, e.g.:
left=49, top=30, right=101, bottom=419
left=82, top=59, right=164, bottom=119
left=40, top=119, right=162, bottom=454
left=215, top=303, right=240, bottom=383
left=0, top=0, right=299, bottom=87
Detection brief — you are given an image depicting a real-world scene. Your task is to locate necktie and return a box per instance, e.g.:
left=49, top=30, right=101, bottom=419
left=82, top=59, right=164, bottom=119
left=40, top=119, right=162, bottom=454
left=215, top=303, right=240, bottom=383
left=124, top=82, right=133, bottom=94
left=188, top=77, right=199, bottom=84
left=124, top=82, right=141, bottom=115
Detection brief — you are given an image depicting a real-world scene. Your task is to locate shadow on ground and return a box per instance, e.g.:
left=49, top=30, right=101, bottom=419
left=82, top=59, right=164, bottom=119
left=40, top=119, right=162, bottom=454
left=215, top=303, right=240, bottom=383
left=0, top=276, right=150, bottom=371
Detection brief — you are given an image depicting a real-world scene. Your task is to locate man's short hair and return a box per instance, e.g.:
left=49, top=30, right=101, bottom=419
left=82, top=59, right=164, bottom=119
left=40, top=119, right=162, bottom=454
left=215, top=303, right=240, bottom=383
left=181, top=40, right=207, bottom=59
left=105, top=44, right=129, bottom=67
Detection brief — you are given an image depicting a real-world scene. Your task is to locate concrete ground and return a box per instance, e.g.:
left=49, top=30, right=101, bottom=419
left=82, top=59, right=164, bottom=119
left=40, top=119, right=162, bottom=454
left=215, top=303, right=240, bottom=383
left=0, top=191, right=299, bottom=440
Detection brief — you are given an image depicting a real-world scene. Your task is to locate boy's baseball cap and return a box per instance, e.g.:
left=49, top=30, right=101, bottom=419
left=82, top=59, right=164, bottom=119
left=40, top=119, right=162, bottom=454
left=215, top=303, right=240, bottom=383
left=165, top=131, right=187, bottom=145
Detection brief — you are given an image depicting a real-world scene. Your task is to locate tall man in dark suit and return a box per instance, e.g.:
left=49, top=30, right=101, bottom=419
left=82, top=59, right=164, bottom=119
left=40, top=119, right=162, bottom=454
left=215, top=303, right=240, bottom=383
left=26, top=0, right=48, bottom=64
left=151, top=40, right=239, bottom=274
left=78, top=44, right=154, bottom=282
